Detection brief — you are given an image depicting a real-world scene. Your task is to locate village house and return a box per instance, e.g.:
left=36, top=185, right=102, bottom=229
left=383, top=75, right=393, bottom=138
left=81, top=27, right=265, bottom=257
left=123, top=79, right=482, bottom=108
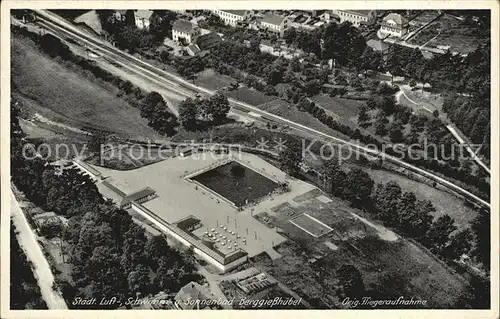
left=114, top=10, right=128, bottom=22
left=212, top=9, right=252, bottom=27
left=133, top=10, right=160, bottom=29
left=379, top=13, right=408, bottom=38
left=172, top=19, right=201, bottom=44
left=260, top=13, right=289, bottom=37
left=332, top=9, right=377, bottom=27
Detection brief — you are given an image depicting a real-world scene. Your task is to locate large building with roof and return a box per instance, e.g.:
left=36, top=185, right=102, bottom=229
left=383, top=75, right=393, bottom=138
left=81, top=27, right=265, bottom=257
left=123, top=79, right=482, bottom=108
left=212, top=9, right=252, bottom=27
left=172, top=19, right=201, bottom=44
left=73, top=151, right=320, bottom=273
left=333, top=9, right=377, bottom=27
left=380, top=13, right=408, bottom=38
left=260, top=14, right=289, bottom=37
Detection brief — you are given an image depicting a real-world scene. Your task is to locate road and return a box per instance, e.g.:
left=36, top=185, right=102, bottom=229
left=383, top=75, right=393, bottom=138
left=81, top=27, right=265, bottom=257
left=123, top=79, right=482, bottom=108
left=30, top=10, right=490, bottom=209
left=10, top=191, right=68, bottom=309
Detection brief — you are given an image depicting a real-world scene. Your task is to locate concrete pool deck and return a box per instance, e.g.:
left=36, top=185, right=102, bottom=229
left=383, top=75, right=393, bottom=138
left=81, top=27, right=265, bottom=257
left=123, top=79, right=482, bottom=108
left=88, top=152, right=317, bottom=257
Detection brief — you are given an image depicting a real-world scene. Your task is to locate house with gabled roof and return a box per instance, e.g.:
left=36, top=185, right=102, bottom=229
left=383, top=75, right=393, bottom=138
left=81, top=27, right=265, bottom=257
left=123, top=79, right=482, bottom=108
left=260, top=13, right=289, bottom=37
left=172, top=19, right=201, bottom=44
left=134, top=9, right=160, bottom=29
left=380, top=13, right=408, bottom=38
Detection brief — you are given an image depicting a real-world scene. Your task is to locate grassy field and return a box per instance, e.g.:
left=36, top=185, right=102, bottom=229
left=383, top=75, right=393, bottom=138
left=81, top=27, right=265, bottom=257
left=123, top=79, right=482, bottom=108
left=225, top=87, right=276, bottom=105
left=11, top=36, right=160, bottom=139
left=195, top=69, right=236, bottom=91
left=257, top=99, right=352, bottom=141
left=403, top=88, right=444, bottom=113
left=363, top=167, right=478, bottom=228
left=313, top=95, right=363, bottom=122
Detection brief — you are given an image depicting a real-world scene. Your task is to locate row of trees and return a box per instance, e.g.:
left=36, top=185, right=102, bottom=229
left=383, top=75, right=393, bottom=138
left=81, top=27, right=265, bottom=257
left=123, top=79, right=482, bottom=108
left=178, top=93, right=231, bottom=130
left=11, top=100, right=198, bottom=309
left=278, top=142, right=490, bottom=307
left=140, top=92, right=177, bottom=136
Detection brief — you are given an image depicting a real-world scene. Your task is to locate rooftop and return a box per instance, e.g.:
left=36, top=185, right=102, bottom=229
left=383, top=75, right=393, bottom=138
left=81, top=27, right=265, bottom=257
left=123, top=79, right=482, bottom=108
left=261, top=14, right=286, bottom=26
left=340, top=9, right=372, bottom=16
left=121, top=187, right=156, bottom=206
left=173, top=19, right=197, bottom=33
left=134, top=10, right=154, bottom=20
left=383, top=13, right=408, bottom=25
left=219, top=9, right=248, bottom=17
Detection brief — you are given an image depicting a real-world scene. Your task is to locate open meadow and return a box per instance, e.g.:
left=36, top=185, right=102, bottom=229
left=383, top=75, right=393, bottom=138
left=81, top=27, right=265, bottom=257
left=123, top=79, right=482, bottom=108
left=11, top=35, right=159, bottom=139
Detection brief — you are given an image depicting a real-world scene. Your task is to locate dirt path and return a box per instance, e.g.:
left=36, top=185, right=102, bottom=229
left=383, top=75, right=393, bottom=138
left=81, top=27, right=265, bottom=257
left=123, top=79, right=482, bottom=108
left=351, top=212, right=399, bottom=242
left=10, top=191, right=68, bottom=309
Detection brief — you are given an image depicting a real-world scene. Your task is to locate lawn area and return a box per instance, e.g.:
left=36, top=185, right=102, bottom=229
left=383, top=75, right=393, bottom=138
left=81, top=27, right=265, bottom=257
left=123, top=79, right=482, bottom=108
left=11, top=35, right=160, bottom=139
left=403, top=88, right=444, bottom=113
left=397, top=90, right=436, bottom=114
left=225, top=86, right=276, bottom=105
left=195, top=69, right=236, bottom=91
left=257, top=99, right=352, bottom=141
left=364, top=167, right=478, bottom=228
left=289, top=213, right=333, bottom=238
left=409, top=23, right=440, bottom=46
left=312, top=94, right=363, bottom=122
